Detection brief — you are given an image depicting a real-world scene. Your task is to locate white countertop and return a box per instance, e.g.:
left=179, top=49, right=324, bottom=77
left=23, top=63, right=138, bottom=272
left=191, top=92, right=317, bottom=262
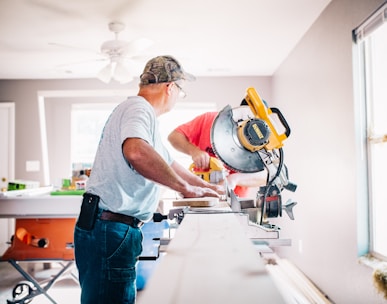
left=0, top=194, right=82, bottom=218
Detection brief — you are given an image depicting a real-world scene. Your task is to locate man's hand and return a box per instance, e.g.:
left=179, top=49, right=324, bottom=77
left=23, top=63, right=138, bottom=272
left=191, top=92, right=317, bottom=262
left=168, top=130, right=211, bottom=170
left=191, top=150, right=210, bottom=170
left=207, top=183, right=226, bottom=195
left=179, top=184, right=220, bottom=199
left=171, top=160, right=226, bottom=196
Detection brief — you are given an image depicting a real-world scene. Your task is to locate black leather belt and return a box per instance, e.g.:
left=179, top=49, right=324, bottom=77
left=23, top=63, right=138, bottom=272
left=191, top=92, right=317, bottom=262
left=100, top=210, right=144, bottom=228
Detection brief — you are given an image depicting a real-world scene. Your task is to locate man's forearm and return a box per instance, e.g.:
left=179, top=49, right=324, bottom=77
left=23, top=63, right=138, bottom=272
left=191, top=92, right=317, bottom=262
left=168, top=130, right=201, bottom=156
left=123, top=138, right=188, bottom=193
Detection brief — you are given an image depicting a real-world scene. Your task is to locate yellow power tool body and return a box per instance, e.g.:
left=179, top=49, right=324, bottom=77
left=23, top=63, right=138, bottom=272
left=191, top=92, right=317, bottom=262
left=189, top=157, right=225, bottom=184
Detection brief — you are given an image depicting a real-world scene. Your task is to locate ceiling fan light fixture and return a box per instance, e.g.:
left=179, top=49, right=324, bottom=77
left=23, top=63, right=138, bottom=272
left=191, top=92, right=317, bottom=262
left=97, top=61, right=133, bottom=84
left=113, top=62, right=133, bottom=84
left=97, top=63, right=113, bottom=83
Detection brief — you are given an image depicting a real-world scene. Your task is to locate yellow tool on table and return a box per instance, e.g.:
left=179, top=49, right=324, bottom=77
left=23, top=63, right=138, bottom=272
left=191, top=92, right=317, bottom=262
left=189, top=157, right=225, bottom=184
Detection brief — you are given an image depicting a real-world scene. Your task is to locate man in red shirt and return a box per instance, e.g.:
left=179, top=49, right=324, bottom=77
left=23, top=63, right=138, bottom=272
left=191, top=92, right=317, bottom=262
left=168, top=111, right=267, bottom=197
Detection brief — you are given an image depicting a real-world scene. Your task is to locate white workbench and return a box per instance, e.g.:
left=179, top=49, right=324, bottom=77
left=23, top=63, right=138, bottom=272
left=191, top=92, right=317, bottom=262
left=138, top=211, right=285, bottom=304
left=0, top=194, right=82, bottom=218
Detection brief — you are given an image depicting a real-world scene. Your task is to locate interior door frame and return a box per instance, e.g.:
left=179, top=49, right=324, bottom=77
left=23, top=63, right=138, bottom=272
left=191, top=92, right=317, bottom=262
left=0, top=102, right=15, bottom=189
left=0, top=101, right=15, bottom=255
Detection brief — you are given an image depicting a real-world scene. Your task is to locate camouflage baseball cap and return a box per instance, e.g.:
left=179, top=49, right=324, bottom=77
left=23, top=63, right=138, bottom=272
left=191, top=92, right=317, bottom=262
left=140, top=55, right=195, bottom=85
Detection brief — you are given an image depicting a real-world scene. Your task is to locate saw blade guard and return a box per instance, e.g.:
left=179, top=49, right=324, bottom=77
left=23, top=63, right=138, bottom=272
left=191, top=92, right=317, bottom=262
left=210, top=105, right=266, bottom=173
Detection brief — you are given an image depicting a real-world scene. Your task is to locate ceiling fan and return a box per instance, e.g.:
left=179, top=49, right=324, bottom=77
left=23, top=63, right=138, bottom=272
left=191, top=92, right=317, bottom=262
left=52, top=22, right=153, bottom=83
left=97, top=22, right=153, bottom=83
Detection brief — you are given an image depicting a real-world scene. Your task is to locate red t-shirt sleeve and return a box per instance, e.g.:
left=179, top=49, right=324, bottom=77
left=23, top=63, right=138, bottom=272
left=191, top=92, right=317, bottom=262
left=174, top=112, right=218, bottom=157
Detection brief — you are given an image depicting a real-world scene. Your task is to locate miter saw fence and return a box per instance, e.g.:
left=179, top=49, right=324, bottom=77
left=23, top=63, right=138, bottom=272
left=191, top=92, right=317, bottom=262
left=211, top=87, right=297, bottom=224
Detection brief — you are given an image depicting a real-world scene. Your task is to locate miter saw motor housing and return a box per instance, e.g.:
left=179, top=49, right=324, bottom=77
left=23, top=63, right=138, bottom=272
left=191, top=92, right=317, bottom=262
left=237, top=118, right=271, bottom=151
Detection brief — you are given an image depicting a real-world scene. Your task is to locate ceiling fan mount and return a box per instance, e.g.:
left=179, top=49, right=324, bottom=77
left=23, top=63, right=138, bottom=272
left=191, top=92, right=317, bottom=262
left=108, top=21, right=126, bottom=34
left=100, top=22, right=129, bottom=57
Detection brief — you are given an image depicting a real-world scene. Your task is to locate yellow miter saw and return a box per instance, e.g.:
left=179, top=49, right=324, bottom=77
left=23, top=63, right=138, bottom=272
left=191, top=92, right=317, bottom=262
left=211, top=87, right=297, bottom=225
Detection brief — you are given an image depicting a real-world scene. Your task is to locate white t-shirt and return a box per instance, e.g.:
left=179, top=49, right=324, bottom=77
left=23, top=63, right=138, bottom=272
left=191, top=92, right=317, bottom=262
left=86, top=96, right=173, bottom=222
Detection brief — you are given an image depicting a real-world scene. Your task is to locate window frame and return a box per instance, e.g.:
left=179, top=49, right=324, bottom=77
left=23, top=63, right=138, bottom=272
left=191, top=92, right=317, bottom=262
left=353, top=2, right=387, bottom=260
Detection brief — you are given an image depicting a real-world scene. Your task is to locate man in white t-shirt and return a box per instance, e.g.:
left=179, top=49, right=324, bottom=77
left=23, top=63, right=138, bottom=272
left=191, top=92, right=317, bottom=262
left=74, top=55, right=223, bottom=304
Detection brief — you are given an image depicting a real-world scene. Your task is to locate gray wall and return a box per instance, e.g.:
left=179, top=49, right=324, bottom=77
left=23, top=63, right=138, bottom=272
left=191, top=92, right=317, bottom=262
left=271, top=0, right=385, bottom=303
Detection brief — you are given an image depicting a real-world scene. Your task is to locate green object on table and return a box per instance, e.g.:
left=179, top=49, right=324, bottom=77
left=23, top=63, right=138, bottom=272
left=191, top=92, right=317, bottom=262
left=50, top=189, right=85, bottom=195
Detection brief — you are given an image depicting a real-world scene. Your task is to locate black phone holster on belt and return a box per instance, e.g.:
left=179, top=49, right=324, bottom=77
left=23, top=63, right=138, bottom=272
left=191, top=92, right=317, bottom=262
left=76, top=192, right=100, bottom=230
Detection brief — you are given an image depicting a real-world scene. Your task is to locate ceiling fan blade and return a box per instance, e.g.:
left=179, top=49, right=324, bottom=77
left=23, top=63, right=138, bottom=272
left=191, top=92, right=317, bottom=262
left=49, top=42, right=101, bottom=55
left=120, top=38, right=154, bottom=55
left=55, top=58, right=107, bottom=68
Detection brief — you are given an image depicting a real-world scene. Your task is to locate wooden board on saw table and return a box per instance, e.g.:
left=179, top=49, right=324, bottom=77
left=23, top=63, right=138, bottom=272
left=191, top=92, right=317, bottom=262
left=172, top=197, right=219, bottom=207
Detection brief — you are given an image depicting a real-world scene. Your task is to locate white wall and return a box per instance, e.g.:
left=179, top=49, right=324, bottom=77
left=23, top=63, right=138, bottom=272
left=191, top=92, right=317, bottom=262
left=271, top=0, right=385, bottom=303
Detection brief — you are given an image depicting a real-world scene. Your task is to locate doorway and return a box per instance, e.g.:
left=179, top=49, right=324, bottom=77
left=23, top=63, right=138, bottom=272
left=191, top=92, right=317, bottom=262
left=0, top=102, right=15, bottom=254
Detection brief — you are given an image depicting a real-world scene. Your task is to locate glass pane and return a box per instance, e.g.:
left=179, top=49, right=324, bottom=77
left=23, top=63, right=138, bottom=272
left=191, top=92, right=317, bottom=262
left=367, top=22, right=387, bottom=258
left=369, top=143, right=387, bottom=255
left=71, top=103, right=117, bottom=169
left=369, top=24, right=387, bottom=135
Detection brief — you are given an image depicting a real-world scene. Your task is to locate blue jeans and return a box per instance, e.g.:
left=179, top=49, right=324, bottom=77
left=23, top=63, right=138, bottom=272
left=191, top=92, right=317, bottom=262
left=74, top=211, right=143, bottom=304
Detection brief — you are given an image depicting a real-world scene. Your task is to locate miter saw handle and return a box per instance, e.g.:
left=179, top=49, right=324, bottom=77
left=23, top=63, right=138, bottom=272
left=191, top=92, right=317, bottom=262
left=270, top=107, right=291, bottom=138
left=244, top=87, right=290, bottom=150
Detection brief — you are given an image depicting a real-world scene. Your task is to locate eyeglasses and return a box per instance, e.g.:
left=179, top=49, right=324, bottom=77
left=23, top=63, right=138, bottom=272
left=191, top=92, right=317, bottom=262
left=174, top=82, right=187, bottom=99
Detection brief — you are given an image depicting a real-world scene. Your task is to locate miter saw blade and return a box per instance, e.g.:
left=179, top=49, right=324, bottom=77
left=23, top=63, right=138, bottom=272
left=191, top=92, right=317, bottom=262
left=210, top=105, right=266, bottom=173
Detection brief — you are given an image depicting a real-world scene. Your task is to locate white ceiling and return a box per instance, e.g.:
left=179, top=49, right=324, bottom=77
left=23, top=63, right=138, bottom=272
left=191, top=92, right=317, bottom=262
left=0, top=0, right=331, bottom=81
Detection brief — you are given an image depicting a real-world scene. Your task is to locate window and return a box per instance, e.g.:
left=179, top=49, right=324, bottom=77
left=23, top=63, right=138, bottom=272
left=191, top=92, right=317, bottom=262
left=353, top=3, right=387, bottom=259
left=71, top=103, right=118, bottom=170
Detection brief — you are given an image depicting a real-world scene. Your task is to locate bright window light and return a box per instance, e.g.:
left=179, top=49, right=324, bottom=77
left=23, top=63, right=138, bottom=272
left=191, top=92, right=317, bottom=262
left=71, top=103, right=118, bottom=170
